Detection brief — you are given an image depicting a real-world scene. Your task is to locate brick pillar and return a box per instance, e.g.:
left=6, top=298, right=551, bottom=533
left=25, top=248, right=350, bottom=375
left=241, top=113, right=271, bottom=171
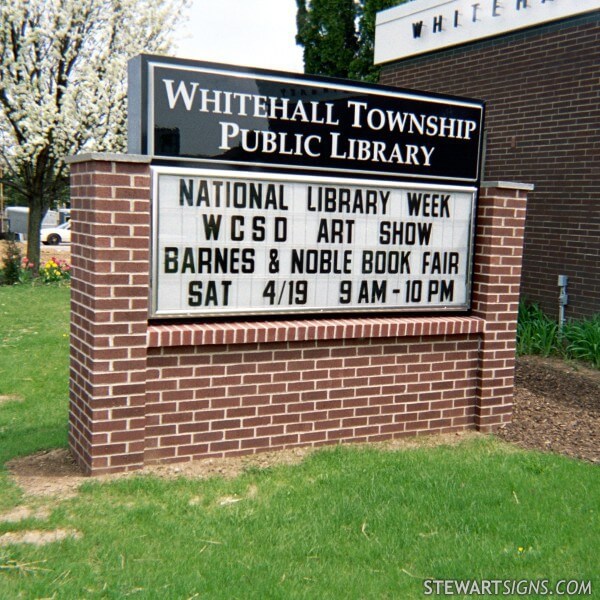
left=472, top=182, right=531, bottom=432
left=68, top=153, right=152, bottom=474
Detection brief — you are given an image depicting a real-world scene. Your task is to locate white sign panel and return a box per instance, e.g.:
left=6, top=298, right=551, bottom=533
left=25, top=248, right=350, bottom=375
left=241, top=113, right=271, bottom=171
left=151, top=168, right=476, bottom=317
left=375, top=0, right=600, bottom=64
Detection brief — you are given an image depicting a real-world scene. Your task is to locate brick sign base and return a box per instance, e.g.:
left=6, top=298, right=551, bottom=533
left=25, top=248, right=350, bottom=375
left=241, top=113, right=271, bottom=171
left=68, top=154, right=529, bottom=475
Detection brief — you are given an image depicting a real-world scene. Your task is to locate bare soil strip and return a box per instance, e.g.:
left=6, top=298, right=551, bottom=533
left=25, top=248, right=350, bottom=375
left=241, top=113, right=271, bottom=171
left=0, top=529, right=81, bottom=547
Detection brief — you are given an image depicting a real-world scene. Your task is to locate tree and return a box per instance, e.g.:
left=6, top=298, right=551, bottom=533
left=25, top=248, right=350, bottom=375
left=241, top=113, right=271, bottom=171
left=351, top=0, right=402, bottom=82
left=0, top=0, right=187, bottom=268
left=296, top=0, right=358, bottom=79
left=296, top=0, right=402, bottom=82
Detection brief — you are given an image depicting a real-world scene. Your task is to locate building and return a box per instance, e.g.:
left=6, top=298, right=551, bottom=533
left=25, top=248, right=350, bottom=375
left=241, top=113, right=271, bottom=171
left=375, top=0, right=600, bottom=319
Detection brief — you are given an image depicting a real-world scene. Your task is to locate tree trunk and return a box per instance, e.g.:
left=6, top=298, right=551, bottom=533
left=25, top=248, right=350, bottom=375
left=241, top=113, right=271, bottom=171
left=26, top=192, right=45, bottom=271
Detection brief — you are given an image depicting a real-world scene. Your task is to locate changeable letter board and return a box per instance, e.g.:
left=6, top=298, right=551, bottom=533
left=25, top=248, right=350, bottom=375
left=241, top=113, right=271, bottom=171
left=151, top=168, right=476, bottom=317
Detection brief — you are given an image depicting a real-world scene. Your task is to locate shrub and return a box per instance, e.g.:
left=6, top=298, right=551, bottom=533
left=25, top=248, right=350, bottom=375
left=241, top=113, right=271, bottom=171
left=563, top=316, right=600, bottom=369
left=517, top=301, right=600, bottom=369
left=517, top=302, right=560, bottom=357
left=0, top=238, right=22, bottom=285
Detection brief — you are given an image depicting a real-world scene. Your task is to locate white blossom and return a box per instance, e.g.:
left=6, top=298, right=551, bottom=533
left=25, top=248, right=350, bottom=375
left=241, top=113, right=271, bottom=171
left=0, top=0, right=188, bottom=261
left=0, top=0, right=187, bottom=166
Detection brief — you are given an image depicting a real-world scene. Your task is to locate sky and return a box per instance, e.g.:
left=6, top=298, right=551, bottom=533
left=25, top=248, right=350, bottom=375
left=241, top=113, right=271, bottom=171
left=173, top=0, right=304, bottom=73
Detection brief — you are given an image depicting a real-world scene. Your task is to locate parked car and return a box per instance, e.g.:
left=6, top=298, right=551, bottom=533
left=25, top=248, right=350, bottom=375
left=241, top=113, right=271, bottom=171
left=41, top=221, right=71, bottom=245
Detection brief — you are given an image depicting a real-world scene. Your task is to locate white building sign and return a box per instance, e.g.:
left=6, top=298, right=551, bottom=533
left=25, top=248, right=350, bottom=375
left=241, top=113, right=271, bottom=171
left=151, top=168, right=476, bottom=317
left=375, top=0, right=600, bottom=64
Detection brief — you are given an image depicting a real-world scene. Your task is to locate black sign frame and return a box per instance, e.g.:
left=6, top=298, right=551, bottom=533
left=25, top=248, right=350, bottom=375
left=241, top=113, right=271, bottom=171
left=128, top=55, right=485, bottom=187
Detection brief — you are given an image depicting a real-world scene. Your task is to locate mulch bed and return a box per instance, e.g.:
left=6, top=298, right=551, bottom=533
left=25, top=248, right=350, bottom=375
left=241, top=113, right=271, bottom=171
left=498, top=356, right=600, bottom=464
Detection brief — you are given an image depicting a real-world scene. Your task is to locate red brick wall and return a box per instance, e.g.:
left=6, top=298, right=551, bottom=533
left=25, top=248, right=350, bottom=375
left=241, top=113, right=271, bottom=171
left=144, top=333, right=481, bottom=463
left=380, top=13, right=600, bottom=320
left=68, top=155, right=528, bottom=475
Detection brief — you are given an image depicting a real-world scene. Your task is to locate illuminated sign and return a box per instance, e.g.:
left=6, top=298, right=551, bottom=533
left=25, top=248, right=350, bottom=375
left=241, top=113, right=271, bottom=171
left=128, top=56, right=484, bottom=318
left=375, top=0, right=600, bottom=63
left=151, top=168, right=476, bottom=317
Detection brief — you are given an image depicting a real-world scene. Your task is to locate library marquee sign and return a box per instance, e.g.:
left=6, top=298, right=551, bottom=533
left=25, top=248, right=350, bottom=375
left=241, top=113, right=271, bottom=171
left=128, top=55, right=484, bottom=318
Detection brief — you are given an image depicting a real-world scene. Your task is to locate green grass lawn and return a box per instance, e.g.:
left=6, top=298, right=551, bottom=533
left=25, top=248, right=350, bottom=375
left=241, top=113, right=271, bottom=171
left=0, top=286, right=598, bottom=599
left=0, top=285, right=71, bottom=510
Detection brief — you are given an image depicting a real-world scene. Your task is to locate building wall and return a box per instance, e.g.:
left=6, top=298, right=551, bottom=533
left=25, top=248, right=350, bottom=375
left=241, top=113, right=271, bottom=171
left=68, top=156, right=528, bottom=475
left=380, top=13, right=600, bottom=320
